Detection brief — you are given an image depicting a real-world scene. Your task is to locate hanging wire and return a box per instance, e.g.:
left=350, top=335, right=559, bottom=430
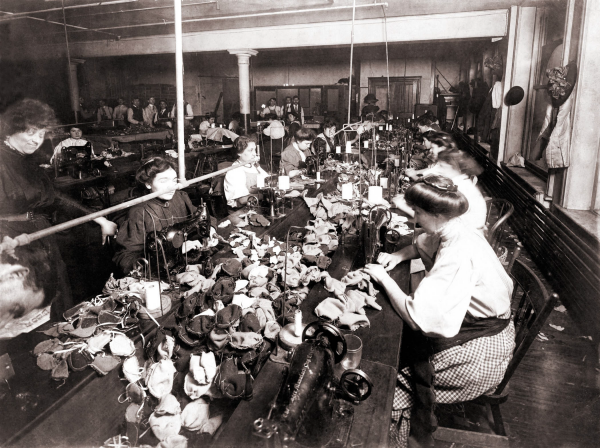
left=61, top=0, right=78, bottom=124
left=347, top=0, right=356, bottom=125
left=382, top=5, right=390, bottom=115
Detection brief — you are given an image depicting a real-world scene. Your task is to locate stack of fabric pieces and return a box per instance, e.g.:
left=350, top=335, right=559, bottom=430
left=314, top=270, right=382, bottom=331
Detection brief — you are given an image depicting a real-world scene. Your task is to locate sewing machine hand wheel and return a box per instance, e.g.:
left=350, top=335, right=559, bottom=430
left=247, top=195, right=259, bottom=208
left=340, top=369, right=373, bottom=403
left=302, top=322, right=347, bottom=364
left=385, top=229, right=401, bottom=245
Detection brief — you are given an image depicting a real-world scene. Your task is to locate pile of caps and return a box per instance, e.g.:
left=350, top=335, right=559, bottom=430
left=32, top=293, right=146, bottom=382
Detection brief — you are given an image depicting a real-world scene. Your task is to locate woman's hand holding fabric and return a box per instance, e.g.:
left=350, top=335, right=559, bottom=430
left=363, top=264, right=391, bottom=284
left=182, top=240, right=202, bottom=254
left=377, top=252, right=402, bottom=271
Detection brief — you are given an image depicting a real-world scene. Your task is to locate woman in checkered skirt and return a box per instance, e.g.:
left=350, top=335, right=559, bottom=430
left=365, top=175, right=515, bottom=448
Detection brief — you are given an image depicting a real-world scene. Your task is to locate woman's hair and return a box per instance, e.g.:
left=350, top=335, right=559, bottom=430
left=0, top=99, right=57, bottom=139
left=421, top=130, right=437, bottom=142
left=428, top=132, right=458, bottom=152
left=415, top=115, right=433, bottom=127
left=231, top=134, right=257, bottom=159
left=436, top=148, right=484, bottom=177
left=286, top=122, right=302, bottom=146
left=322, top=117, right=338, bottom=131
left=405, top=174, right=469, bottom=219
left=136, top=157, right=177, bottom=185
left=294, top=126, right=315, bottom=142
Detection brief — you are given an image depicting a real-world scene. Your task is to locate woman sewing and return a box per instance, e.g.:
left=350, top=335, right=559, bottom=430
left=224, top=135, right=269, bottom=208
left=312, top=118, right=339, bottom=158
left=0, top=99, right=117, bottom=321
left=280, top=127, right=315, bottom=176
left=405, top=132, right=457, bottom=181
left=113, top=157, right=216, bottom=276
left=365, top=176, right=515, bottom=447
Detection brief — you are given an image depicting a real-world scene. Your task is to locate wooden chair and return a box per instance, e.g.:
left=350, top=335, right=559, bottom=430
left=433, top=259, right=560, bottom=447
left=485, top=198, right=514, bottom=252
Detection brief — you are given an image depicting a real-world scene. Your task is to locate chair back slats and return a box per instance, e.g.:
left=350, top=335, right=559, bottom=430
left=496, top=260, right=560, bottom=394
left=485, top=198, right=515, bottom=251
left=455, top=134, right=600, bottom=342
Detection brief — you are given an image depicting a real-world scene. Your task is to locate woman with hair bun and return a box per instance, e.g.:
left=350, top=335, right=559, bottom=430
left=113, top=157, right=216, bottom=276
left=365, top=176, right=515, bottom=447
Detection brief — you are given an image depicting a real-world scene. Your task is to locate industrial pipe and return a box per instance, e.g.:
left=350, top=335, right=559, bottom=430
left=0, top=163, right=244, bottom=254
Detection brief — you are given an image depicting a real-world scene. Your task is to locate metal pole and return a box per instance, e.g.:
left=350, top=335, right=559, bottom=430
left=174, top=0, right=186, bottom=181
left=0, top=163, right=244, bottom=254
left=61, top=0, right=78, bottom=125
left=347, top=0, right=356, bottom=125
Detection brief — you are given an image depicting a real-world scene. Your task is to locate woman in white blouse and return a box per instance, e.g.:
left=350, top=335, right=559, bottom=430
left=365, top=175, right=515, bottom=447
left=224, top=135, right=269, bottom=208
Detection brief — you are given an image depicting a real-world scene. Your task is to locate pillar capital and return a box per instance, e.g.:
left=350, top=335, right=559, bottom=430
left=228, top=49, right=258, bottom=63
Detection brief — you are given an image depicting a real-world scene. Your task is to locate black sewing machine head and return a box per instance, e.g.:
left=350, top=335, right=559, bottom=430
left=253, top=322, right=372, bottom=448
left=145, top=203, right=214, bottom=276
left=58, top=143, right=94, bottom=177
left=362, top=205, right=402, bottom=264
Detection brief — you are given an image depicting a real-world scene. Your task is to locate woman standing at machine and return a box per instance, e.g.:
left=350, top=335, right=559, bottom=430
left=224, top=135, right=269, bottom=208
left=113, top=157, right=216, bottom=276
left=0, top=99, right=117, bottom=320
left=365, top=176, right=515, bottom=447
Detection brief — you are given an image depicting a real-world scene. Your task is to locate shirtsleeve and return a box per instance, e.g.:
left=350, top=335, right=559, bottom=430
left=112, top=207, right=147, bottom=276
left=224, top=167, right=249, bottom=202
left=280, top=149, right=298, bottom=175
left=406, top=245, right=474, bottom=338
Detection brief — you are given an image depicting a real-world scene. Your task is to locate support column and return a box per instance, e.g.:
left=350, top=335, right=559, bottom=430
left=562, top=0, right=600, bottom=210
left=228, top=49, right=258, bottom=134
left=68, top=58, right=85, bottom=123
left=500, top=6, right=537, bottom=163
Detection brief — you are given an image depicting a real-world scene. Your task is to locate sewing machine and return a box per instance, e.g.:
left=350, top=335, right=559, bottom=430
left=362, top=205, right=402, bottom=264
left=145, top=202, right=215, bottom=277
left=253, top=322, right=372, bottom=448
left=56, top=142, right=102, bottom=179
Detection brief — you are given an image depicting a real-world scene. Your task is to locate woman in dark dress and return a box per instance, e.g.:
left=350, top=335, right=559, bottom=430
left=113, top=157, right=217, bottom=276
left=0, top=99, right=117, bottom=321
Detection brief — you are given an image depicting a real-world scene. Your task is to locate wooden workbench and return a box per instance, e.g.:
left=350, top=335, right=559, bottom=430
left=0, top=174, right=409, bottom=447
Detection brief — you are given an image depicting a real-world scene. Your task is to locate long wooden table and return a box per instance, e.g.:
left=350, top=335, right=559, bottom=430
left=211, top=184, right=410, bottom=448
left=0, top=175, right=409, bottom=447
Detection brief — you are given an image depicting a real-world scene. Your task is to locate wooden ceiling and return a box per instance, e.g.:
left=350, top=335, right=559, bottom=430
left=0, top=0, right=564, bottom=46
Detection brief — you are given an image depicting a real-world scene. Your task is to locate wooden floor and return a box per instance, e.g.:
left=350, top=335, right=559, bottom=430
left=436, top=240, right=600, bottom=448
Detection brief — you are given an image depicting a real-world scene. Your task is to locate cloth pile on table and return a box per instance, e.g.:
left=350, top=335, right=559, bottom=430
left=314, top=270, right=382, bottom=331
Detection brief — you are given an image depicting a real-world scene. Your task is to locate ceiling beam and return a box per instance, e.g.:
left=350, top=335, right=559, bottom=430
left=14, top=9, right=507, bottom=59
left=0, top=9, right=119, bottom=38
left=42, top=3, right=389, bottom=33
left=0, top=0, right=138, bottom=22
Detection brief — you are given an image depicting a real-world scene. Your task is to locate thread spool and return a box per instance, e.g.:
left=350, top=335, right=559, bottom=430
left=144, top=282, right=161, bottom=310
left=368, top=186, right=383, bottom=204
left=342, top=183, right=353, bottom=200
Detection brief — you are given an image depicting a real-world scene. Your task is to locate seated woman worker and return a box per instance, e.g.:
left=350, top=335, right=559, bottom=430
left=224, top=135, right=269, bottom=208
left=113, top=157, right=217, bottom=276
left=280, top=126, right=315, bottom=177
left=364, top=176, right=515, bottom=448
